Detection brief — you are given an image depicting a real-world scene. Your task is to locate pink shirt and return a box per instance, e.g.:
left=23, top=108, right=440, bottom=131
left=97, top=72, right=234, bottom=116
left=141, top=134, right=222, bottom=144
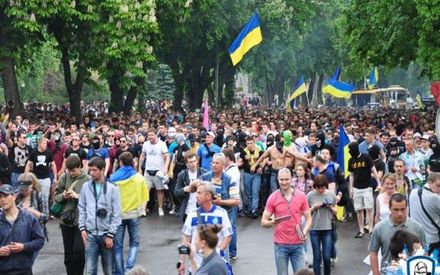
left=265, top=189, right=309, bottom=245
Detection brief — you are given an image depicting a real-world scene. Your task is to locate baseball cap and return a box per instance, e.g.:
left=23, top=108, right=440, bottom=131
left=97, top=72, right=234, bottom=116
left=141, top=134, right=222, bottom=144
left=421, top=135, right=430, bottom=141
left=0, top=184, right=16, bottom=195
left=18, top=180, right=32, bottom=191
left=188, top=133, right=197, bottom=142
left=207, top=131, right=215, bottom=138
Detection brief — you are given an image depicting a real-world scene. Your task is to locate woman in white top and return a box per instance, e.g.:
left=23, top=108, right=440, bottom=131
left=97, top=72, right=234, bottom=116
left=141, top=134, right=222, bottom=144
left=374, top=174, right=397, bottom=225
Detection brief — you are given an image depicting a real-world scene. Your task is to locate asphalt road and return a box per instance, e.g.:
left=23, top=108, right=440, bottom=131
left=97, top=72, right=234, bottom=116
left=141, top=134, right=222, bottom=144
left=33, top=215, right=371, bottom=275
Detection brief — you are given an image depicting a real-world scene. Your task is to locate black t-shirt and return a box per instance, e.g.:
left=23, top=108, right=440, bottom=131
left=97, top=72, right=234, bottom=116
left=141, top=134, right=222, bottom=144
left=116, top=147, right=137, bottom=160
left=29, top=149, right=53, bottom=179
left=133, top=143, right=143, bottom=158
left=429, top=154, right=440, bottom=173
left=9, top=144, right=31, bottom=173
left=65, top=147, right=87, bottom=165
left=348, top=153, right=373, bottom=189
left=240, top=148, right=263, bottom=174
left=372, top=159, right=386, bottom=189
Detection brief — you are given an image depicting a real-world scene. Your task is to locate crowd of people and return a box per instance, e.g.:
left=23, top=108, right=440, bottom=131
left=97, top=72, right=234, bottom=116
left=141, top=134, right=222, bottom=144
left=0, top=101, right=439, bottom=275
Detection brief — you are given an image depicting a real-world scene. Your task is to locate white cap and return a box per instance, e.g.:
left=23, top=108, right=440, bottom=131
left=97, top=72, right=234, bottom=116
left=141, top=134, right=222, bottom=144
left=168, top=127, right=176, bottom=137
left=207, top=131, right=215, bottom=138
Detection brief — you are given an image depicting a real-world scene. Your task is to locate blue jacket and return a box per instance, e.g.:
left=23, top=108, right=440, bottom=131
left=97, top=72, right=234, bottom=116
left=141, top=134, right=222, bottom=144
left=200, top=171, right=239, bottom=213
left=0, top=208, right=45, bottom=272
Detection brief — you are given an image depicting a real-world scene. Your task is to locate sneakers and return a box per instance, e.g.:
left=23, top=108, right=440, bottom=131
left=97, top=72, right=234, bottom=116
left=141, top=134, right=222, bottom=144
left=354, top=231, right=364, bottom=239
left=230, top=255, right=238, bottom=261
left=251, top=210, right=259, bottom=219
left=331, top=256, right=338, bottom=266
left=158, top=208, right=165, bottom=216
left=169, top=207, right=176, bottom=215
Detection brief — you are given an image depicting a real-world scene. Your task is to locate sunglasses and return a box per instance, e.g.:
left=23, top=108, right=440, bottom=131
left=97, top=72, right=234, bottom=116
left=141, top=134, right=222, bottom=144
left=107, top=135, right=114, bottom=137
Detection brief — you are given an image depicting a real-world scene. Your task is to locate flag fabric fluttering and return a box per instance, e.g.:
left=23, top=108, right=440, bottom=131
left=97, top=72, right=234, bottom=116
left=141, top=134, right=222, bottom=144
left=337, top=125, right=350, bottom=178
left=287, top=75, right=307, bottom=110
left=322, top=67, right=355, bottom=99
left=368, top=66, right=379, bottom=89
left=228, top=12, right=263, bottom=66
left=202, top=100, right=209, bottom=131
left=416, top=94, right=424, bottom=109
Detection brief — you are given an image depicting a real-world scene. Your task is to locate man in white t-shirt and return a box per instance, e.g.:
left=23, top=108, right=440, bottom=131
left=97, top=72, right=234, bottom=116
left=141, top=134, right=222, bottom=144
left=138, top=128, right=170, bottom=216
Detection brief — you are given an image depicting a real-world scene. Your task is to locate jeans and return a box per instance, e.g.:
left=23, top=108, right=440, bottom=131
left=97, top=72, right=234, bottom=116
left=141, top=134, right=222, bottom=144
left=113, top=218, right=140, bottom=275
left=11, top=172, right=22, bottom=190
left=310, top=230, right=333, bottom=275
left=228, top=207, right=238, bottom=258
left=61, top=224, right=85, bottom=275
left=243, top=172, right=261, bottom=212
left=84, top=234, right=113, bottom=275
left=331, top=222, right=337, bottom=258
left=38, top=178, right=51, bottom=205
left=270, top=171, right=279, bottom=193
left=274, top=243, right=305, bottom=275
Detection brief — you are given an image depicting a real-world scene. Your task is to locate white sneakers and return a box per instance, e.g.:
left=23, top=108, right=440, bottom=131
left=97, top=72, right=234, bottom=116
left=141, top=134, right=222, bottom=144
left=158, top=208, right=164, bottom=216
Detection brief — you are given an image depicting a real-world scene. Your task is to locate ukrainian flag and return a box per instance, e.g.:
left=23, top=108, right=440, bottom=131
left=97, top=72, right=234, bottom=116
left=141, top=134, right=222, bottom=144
left=228, top=12, right=263, bottom=66
left=368, top=66, right=379, bottom=89
left=287, top=75, right=307, bottom=110
left=337, top=125, right=350, bottom=177
left=322, top=67, right=355, bottom=99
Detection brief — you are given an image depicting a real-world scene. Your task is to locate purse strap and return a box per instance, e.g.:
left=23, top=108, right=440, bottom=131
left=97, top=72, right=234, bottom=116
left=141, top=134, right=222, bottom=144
left=68, top=179, right=81, bottom=191
left=418, top=187, right=440, bottom=239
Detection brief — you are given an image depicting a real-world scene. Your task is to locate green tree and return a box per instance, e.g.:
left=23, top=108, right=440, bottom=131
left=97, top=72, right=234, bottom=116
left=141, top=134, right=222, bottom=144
left=345, top=0, right=440, bottom=80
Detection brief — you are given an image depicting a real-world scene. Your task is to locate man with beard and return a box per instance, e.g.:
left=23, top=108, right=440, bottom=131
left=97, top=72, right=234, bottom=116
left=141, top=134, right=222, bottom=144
left=114, top=136, right=138, bottom=172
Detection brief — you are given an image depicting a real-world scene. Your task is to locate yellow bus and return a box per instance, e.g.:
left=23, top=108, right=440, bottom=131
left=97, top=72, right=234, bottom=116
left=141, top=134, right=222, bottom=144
left=351, top=85, right=414, bottom=108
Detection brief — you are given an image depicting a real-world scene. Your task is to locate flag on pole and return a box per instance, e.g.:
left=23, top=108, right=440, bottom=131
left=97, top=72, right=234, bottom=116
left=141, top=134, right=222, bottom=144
left=228, top=12, right=263, bottom=66
left=368, top=66, right=379, bottom=89
left=202, top=100, right=209, bottom=131
left=337, top=125, right=350, bottom=178
left=287, top=75, right=307, bottom=110
left=322, top=67, right=355, bottom=99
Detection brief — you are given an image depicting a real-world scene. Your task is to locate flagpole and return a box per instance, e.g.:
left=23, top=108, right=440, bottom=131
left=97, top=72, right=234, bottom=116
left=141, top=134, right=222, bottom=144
left=215, top=54, right=220, bottom=108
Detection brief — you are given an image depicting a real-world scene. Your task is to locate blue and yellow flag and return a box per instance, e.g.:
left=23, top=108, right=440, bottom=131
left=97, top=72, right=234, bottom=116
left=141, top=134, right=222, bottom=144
left=228, top=12, right=263, bottom=66
left=368, top=66, right=379, bottom=89
left=322, top=67, right=355, bottom=99
left=337, top=125, right=350, bottom=178
left=287, top=75, right=307, bottom=110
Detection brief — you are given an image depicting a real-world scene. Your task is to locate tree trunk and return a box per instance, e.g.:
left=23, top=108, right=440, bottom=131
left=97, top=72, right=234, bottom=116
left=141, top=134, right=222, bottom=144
left=123, top=86, right=137, bottom=115
left=171, top=62, right=188, bottom=112
left=188, top=64, right=213, bottom=110
left=60, top=47, right=86, bottom=124
left=109, top=78, right=124, bottom=114
left=0, top=56, right=24, bottom=117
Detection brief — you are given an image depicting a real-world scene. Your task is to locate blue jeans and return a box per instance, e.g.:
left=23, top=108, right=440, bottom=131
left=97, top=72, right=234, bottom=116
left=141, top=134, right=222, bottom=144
left=270, top=171, right=279, bottom=193
left=274, top=243, right=305, bottom=275
left=331, top=222, right=337, bottom=258
left=243, top=172, right=261, bottom=212
left=84, top=234, right=113, bottom=275
left=310, top=230, right=332, bottom=275
left=113, top=218, right=140, bottom=275
left=228, top=207, right=238, bottom=258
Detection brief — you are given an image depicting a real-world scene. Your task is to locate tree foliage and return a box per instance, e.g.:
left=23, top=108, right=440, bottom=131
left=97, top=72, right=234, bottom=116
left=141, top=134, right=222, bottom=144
left=345, top=0, right=440, bottom=79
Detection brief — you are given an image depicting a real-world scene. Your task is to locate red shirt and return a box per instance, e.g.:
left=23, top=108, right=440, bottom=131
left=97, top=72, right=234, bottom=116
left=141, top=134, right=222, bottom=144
left=265, top=189, right=309, bottom=245
left=48, top=140, right=68, bottom=173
